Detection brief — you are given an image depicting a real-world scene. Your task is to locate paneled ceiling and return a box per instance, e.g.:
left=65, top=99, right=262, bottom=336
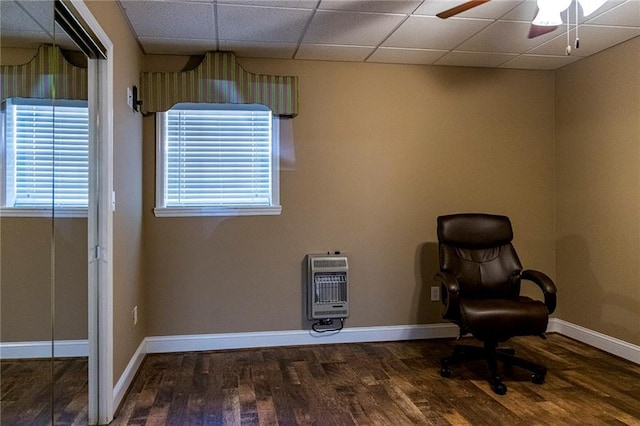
left=2, top=1, right=640, bottom=70
left=0, top=1, right=75, bottom=49
left=116, top=0, right=640, bottom=70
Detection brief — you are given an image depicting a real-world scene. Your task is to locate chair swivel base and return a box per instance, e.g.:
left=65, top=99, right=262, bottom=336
left=440, top=343, right=547, bottom=395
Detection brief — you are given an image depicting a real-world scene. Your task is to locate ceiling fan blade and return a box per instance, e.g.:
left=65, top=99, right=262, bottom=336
left=436, top=0, right=491, bottom=19
left=528, top=24, right=559, bottom=39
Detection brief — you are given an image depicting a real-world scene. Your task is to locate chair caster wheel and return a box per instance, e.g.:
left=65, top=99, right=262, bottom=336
left=440, top=367, right=451, bottom=378
left=532, top=371, right=546, bottom=384
left=492, top=382, right=507, bottom=395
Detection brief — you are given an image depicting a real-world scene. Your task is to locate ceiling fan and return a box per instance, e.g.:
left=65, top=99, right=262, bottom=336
left=436, top=0, right=492, bottom=19
left=436, top=0, right=558, bottom=39
left=436, top=0, right=607, bottom=26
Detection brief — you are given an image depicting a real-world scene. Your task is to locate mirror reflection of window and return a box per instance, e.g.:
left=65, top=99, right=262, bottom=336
left=1, top=1, right=94, bottom=424
left=2, top=98, right=89, bottom=212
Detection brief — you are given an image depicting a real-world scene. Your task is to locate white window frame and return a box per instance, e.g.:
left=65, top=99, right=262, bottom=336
left=0, top=97, right=89, bottom=218
left=154, top=103, right=281, bottom=217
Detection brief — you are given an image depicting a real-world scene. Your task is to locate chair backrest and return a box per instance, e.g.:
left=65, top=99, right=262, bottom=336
left=437, top=213, right=522, bottom=299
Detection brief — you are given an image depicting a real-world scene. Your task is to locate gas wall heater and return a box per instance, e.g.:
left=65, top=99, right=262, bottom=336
left=307, top=254, right=349, bottom=320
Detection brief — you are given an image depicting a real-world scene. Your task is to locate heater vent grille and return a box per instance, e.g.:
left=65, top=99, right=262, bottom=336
left=314, top=309, right=348, bottom=316
left=314, top=273, right=347, bottom=303
left=307, top=254, right=349, bottom=320
left=313, top=259, right=347, bottom=268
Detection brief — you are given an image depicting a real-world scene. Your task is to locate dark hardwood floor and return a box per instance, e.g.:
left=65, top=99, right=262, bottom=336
left=0, top=357, right=88, bottom=425
left=1, top=334, right=639, bottom=425
left=112, top=334, right=640, bottom=425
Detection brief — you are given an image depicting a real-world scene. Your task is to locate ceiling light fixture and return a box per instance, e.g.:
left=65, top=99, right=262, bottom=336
left=533, top=0, right=607, bottom=26
left=533, top=0, right=571, bottom=26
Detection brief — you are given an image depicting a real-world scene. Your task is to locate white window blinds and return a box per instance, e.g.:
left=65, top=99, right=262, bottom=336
left=4, top=99, right=88, bottom=208
left=163, top=106, right=273, bottom=207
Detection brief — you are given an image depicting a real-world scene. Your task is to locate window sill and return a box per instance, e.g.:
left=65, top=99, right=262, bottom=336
left=153, top=205, right=282, bottom=218
left=0, top=207, right=88, bottom=218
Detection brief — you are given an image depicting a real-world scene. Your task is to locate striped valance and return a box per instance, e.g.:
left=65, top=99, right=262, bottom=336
left=1, top=44, right=88, bottom=102
left=140, top=52, right=298, bottom=117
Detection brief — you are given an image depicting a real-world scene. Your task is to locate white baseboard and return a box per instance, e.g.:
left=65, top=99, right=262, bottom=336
left=145, top=323, right=460, bottom=354
left=113, top=338, right=147, bottom=413
left=547, top=318, right=640, bottom=364
left=0, top=339, right=88, bottom=359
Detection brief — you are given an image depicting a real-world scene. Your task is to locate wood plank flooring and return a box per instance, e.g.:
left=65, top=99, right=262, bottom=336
left=112, top=334, right=640, bottom=425
left=0, top=357, right=88, bottom=425
left=1, top=334, right=639, bottom=425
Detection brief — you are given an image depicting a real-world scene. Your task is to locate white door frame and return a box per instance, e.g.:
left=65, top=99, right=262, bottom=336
left=67, top=1, right=114, bottom=424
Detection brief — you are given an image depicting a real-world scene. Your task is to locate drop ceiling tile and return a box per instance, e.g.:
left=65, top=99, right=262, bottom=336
left=572, top=0, right=626, bottom=23
left=11, top=0, right=55, bottom=32
left=587, top=0, right=640, bottom=26
left=119, top=1, right=216, bottom=39
left=219, top=40, right=297, bottom=58
left=0, top=1, right=82, bottom=49
left=435, top=51, right=519, bottom=67
left=383, top=15, right=493, bottom=50
left=217, top=0, right=317, bottom=8
left=0, top=0, right=52, bottom=33
left=318, top=0, right=422, bottom=14
left=415, top=0, right=525, bottom=19
left=367, top=47, right=447, bottom=64
left=138, top=37, right=217, bottom=55
left=217, top=4, right=313, bottom=43
left=501, top=0, right=539, bottom=21
left=529, top=24, right=640, bottom=56
left=499, top=54, right=582, bottom=69
left=302, top=10, right=406, bottom=46
left=295, top=44, right=375, bottom=62
left=457, top=20, right=562, bottom=53
left=113, top=0, right=640, bottom=70
left=527, top=34, right=586, bottom=58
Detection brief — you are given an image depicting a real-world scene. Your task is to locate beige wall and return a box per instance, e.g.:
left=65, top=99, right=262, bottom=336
left=85, top=0, right=145, bottom=383
left=142, top=58, right=556, bottom=337
left=0, top=218, right=87, bottom=342
left=556, top=36, right=640, bottom=347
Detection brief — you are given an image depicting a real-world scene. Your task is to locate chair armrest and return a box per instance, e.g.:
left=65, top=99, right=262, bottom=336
left=434, top=271, right=460, bottom=320
left=521, top=269, right=557, bottom=315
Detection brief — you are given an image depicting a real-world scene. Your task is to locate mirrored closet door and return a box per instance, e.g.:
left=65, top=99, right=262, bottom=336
left=1, top=1, right=105, bottom=423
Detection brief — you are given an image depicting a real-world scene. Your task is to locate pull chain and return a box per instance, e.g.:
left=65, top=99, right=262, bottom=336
left=575, top=0, right=580, bottom=49
left=566, top=4, right=571, bottom=55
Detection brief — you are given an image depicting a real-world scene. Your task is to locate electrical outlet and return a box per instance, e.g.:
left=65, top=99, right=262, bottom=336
left=132, top=306, right=138, bottom=326
left=430, top=286, right=440, bottom=302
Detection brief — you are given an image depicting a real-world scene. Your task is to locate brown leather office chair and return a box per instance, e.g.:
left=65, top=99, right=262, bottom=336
left=434, top=213, right=557, bottom=395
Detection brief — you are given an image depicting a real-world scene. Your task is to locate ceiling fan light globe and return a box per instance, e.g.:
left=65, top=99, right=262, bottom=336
left=532, top=9, right=564, bottom=26
left=534, top=0, right=571, bottom=25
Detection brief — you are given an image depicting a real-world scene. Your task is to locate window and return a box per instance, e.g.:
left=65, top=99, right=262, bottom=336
left=0, top=98, right=89, bottom=217
left=155, top=103, right=281, bottom=217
